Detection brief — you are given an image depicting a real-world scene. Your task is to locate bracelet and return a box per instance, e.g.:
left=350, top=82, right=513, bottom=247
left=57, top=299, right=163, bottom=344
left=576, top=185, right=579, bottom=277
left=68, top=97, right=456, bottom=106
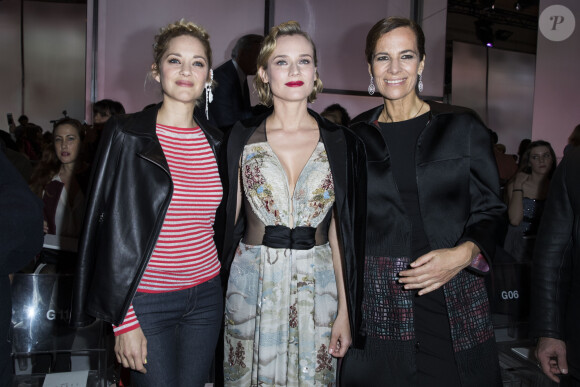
left=512, top=189, right=523, bottom=192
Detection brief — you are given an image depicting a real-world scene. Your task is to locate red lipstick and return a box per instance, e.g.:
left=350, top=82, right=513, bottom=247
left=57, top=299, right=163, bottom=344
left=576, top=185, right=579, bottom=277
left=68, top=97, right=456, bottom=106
left=285, top=81, right=304, bottom=87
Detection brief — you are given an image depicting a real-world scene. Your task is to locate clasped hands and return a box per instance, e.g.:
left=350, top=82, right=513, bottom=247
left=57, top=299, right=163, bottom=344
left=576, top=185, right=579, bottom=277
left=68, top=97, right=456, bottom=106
left=398, top=242, right=477, bottom=296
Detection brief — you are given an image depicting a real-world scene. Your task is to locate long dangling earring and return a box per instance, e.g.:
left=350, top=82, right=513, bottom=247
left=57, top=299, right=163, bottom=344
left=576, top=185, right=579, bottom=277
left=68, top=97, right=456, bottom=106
left=368, top=75, right=375, bottom=95
left=418, top=73, right=424, bottom=93
left=205, top=69, right=214, bottom=119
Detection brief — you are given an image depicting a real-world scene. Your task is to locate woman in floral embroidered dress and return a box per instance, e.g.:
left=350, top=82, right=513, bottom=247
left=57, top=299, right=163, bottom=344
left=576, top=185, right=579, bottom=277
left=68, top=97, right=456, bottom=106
left=221, top=21, right=366, bottom=386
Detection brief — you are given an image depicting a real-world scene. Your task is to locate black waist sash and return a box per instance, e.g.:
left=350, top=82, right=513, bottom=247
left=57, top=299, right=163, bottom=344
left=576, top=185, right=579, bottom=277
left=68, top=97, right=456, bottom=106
left=262, top=225, right=318, bottom=250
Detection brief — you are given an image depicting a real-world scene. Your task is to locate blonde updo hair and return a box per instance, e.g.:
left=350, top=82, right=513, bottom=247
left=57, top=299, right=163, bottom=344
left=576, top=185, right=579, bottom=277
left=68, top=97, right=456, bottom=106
left=254, top=21, right=323, bottom=107
left=152, top=19, right=213, bottom=81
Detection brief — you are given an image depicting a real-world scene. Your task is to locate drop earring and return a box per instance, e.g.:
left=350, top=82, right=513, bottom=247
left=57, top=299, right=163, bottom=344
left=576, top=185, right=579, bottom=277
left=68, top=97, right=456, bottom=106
left=205, top=69, right=214, bottom=119
left=418, top=73, right=423, bottom=93
left=368, top=75, right=375, bottom=96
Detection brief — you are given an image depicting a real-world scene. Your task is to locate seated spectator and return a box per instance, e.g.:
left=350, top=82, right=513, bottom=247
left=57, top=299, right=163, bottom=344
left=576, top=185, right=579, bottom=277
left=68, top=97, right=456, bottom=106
left=29, top=118, right=89, bottom=272
left=321, top=103, right=351, bottom=126
left=503, top=140, right=556, bottom=337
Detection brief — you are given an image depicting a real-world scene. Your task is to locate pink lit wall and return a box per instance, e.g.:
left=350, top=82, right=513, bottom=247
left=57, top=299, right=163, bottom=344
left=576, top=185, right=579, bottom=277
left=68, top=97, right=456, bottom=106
left=88, top=0, right=264, bottom=117
left=532, top=0, right=580, bottom=159
left=88, top=0, right=448, bottom=121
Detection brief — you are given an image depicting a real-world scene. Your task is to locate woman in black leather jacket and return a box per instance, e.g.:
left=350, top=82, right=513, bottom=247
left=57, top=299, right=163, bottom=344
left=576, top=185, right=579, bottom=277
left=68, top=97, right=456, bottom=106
left=71, top=20, right=225, bottom=386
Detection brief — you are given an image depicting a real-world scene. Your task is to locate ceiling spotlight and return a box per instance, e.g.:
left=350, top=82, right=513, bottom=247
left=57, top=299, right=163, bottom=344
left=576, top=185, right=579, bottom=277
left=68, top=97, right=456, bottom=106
left=475, top=18, right=495, bottom=48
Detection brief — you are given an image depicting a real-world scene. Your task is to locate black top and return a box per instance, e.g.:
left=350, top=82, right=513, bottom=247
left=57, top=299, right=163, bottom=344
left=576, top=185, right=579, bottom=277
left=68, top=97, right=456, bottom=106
left=379, top=112, right=460, bottom=386
left=378, top=113, right=430, bottom=259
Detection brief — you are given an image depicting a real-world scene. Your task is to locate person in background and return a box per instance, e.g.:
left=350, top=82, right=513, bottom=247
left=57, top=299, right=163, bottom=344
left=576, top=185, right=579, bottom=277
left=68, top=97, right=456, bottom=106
left=208, top=34, right=264, bottom=130
left=503, top=140, right=556, bottom=337
left=342, top=17, right=505, bottom=386
left=30, top=118, right=88, bottom=237
left=531, top=146, right=580, bottom=386
left=0, top=151, right=44, bottom=387
left=504, top=140, right=556, bottom=261
left=93, top=99, right=126, bottom=125
left=517, top=138, right=531, bottom=168
left=321, top=103, right=351, bottom=126
left=563, top=123, right=580, bottom=155
left=490, top=129, right=517, bottom=186
left=29, top=118, right=89, bottom=272
left=71, top=20, right=225, bottom=387
left=84, top=99, right=126, bottom=164
left=222, top=21, right=366, bottom=386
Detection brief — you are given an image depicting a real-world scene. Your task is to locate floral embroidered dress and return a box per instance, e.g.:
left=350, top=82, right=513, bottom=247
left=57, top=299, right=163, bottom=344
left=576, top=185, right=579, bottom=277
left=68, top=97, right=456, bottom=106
left=224, top=126, right=338, bottom=386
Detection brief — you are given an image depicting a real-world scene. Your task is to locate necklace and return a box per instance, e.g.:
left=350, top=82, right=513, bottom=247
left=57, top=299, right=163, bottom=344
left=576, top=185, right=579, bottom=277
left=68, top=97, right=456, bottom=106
left=382, top=101, right=425, bottom=123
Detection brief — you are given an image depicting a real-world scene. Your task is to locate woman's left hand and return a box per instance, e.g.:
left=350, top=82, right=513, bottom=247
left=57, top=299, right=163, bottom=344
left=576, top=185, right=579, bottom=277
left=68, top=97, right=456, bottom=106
left=329, top=311, right=351, bottom=358
left=398, top=242, right=477, bottom=295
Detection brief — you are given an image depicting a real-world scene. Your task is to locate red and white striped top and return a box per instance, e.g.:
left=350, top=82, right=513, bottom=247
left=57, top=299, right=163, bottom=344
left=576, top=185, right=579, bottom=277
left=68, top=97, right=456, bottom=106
left=114, top=124, right=222, bottom=335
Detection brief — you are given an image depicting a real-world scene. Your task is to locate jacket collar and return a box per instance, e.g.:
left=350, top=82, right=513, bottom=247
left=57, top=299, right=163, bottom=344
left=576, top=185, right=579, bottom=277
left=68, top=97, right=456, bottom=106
left=122, top=102, right=222, bottom=140
left=350, top=100, right=460, bottom=127
left=124, top=102, right=222, bottom=172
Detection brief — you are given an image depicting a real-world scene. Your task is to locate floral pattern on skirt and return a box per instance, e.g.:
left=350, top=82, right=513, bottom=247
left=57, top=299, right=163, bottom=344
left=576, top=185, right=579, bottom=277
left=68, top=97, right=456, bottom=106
left=225, top=142, right=338, bottom=386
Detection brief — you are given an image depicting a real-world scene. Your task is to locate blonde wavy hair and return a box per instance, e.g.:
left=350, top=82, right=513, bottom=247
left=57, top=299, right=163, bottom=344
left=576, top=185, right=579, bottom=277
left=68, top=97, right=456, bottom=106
left=254, top=21, right=323, bottom=106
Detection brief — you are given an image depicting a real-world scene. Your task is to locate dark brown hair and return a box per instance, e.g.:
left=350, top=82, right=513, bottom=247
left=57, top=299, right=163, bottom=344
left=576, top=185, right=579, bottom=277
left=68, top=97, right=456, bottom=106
left=365, top=17, right=426, bottom=65
left=29, top=118, right=84, bottom=197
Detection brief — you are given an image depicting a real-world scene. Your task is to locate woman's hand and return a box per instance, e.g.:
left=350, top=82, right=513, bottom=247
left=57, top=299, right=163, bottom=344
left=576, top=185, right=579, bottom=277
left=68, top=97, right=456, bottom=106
left=329, top=311, right=351, bottom=358
left=398, top=242, right=477, bottom=295
left=115, top=327, right=148, bottom=373
left=43, top=220, right=48, bottom=234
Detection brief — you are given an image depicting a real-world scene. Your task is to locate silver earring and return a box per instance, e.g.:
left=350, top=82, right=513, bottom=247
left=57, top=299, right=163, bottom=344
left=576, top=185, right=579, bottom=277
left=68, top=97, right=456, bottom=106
left=205, top=69, right=214, bottom=119
left=368, top=75, right=375, bottom=95
left=418, top=73, right=423, bottom=93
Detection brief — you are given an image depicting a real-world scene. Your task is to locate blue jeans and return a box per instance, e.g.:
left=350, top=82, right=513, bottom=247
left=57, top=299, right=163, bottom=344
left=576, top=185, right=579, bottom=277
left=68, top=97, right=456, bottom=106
left=130, top=276, right=223, bottom=387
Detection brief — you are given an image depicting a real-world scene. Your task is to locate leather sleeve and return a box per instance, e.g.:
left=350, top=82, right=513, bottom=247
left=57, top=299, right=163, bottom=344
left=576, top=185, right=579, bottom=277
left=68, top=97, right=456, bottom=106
left=530, top=154, right=574, bottom=340
left=70, top=117, right=124, bottom=327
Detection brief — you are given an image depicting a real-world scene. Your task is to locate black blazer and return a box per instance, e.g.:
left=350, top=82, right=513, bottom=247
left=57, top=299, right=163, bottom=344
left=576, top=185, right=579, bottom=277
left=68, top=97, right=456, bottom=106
left=71, top=103, right=225, bottom=327
left=531, top=147, right=580, bottom=377
left=221, top=108, right=367, bottom=347
left=351, top=101, right=506, bottom=262
left=209, top=60, right=251, bottom=130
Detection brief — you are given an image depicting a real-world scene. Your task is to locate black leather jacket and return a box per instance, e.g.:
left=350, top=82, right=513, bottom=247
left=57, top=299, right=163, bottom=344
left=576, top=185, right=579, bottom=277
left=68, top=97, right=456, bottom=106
left=531, top=147, right=580, bottom=377
left=71, top=104, right=225, bottom=327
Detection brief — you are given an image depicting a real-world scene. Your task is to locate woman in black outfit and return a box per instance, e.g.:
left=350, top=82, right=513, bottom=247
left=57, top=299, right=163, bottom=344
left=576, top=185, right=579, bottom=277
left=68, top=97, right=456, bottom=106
left=340, top=17, right=506, bottom=386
